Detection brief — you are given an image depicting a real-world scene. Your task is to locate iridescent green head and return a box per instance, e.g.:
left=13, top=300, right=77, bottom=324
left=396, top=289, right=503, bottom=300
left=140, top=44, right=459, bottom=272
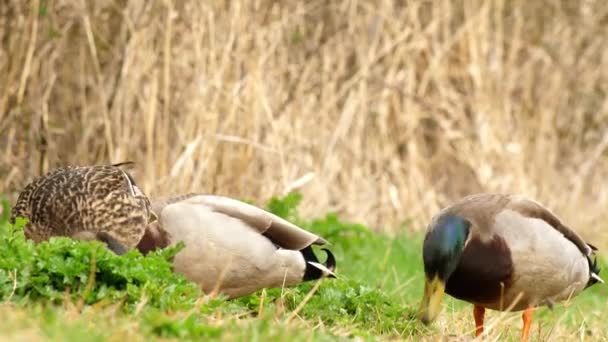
left=419, top=215, right=470, bottom=325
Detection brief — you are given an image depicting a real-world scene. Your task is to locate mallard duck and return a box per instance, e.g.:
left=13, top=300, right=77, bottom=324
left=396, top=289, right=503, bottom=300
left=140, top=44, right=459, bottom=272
left=137, top=193, right=336, bottom=299
left=10, top=162, right=155, bottom=255
left=419, top=193, right=603, bottom=341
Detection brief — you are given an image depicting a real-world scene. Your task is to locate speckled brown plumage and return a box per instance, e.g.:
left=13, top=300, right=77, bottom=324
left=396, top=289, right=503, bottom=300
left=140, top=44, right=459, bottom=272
left=10, top=162, right=155, bottom=254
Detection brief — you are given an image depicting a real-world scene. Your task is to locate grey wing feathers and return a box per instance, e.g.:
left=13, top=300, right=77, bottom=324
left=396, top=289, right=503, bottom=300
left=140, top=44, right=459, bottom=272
left=506, top=195, right=594, bottom=256
left=439, top=193, right=595, bottom=257
left=152, top=194, right=327, bottom=250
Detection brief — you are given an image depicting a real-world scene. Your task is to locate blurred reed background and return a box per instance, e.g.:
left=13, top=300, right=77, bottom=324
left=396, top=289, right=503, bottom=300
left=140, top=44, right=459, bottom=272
left=1, top=0, right=607, bottom=246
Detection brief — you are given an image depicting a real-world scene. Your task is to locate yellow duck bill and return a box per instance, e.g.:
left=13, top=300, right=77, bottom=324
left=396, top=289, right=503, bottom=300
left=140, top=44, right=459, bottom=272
left=419, top=275, right=446, bottom=325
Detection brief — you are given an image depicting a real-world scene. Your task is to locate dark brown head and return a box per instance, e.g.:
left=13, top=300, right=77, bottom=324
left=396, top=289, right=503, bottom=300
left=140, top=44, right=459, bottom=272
left=136, top=221, right=171, bottom=255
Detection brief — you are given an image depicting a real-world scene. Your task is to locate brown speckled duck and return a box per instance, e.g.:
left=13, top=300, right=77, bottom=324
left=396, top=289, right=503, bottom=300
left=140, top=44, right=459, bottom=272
left=419, top=193, right=603, bottom=341
left=10, top=162, right=155, bottom=254
left=137, top=193, right=336, bottom=299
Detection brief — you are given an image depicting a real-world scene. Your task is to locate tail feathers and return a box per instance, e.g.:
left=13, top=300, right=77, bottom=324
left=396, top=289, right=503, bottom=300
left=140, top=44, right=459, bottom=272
left=301, top=246, right=337, bottom=281
left=586, top=254, right=604, bottom=288
left=307, top=261, right=336, bottom=278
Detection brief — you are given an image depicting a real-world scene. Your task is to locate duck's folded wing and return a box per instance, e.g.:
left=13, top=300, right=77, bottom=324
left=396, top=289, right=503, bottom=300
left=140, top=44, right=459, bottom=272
left=445, top=193, right=595, bottom=257
left=506, top=195, right=594, bottom=256
left=152, top=194, right=327, bottom=250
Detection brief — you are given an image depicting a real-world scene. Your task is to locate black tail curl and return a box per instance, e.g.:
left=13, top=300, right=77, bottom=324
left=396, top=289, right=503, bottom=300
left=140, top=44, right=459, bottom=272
left=586, top=255, right=603, bottom=288
left=302, top=246, right=337, bottom=281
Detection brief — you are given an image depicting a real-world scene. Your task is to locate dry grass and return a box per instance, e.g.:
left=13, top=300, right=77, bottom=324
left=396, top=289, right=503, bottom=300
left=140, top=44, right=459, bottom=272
left=1, top=0, right=608, bottom=245
left=427, top=304, right=608, bottom=342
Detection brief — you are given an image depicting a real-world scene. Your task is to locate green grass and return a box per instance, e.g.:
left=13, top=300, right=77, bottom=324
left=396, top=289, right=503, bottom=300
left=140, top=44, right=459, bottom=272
left=0, top=193, right=606, bottom=341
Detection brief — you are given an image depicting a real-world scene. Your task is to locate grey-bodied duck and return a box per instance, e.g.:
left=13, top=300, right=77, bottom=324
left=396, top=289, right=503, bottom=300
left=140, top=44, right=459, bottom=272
left=137, top=193, right=336, bottom=299
left=419, top=193, right=603, bottom=341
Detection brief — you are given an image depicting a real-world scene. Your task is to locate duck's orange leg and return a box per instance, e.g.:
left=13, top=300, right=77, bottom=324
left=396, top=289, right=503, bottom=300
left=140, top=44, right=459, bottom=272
left=474, top=305, right=485, bottom=337
left=521, top=305, right=534, bottom=342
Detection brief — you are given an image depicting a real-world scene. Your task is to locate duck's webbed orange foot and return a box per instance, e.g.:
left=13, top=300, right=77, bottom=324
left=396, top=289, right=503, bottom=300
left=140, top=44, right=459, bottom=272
left=521, top=305, right=534, bottom=342
left=474, top=305, right=485, bottom=337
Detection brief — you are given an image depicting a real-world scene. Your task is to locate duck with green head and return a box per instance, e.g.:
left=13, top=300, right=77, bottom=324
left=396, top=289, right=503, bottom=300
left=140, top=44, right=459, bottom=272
left=419, top=193, right=603, bottom=341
